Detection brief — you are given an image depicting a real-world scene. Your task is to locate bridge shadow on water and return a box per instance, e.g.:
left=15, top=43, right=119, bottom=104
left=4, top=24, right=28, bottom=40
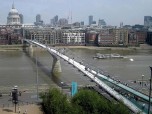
left=36, top=58, right=62, bottom=86
left=23, top=50, right=62, bottom=87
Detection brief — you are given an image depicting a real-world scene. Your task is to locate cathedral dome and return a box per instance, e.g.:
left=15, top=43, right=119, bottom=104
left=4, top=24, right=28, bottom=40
left=9, top=8, right=19, bottom=14
left=7, top=3, right=20, bottom=25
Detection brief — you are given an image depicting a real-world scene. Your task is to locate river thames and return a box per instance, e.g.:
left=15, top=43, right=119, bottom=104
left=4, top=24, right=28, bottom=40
left=0, top=46, right=152, bottom=93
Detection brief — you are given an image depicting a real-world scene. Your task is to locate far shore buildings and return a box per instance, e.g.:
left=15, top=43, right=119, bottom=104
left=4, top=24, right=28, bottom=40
left=0, top=4, right=151, bottom=46
left=23, top=28, right=85, bottom=46
left=95, top=28, right=128, bottom=46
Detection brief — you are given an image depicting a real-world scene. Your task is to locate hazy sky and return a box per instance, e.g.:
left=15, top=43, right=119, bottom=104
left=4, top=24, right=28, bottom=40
left=0, top=0, right=152, bottom=26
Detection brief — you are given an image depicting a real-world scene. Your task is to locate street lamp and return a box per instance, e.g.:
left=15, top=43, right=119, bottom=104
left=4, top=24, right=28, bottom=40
left=148, top=66, right=152, bottom=114
left=35, top=46, right=39, bottom=101
left=142, top=74, right=144, bottom=87
left=12, top=86, right=18, bottom=113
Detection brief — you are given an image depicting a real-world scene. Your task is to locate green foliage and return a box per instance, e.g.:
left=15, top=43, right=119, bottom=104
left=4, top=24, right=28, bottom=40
left=40, top=88, right=71, bottom=114
left=40, top=88, right=130, bottom=114
left=71, top=89, right=109, bottom=114
left=107, top=101, right=130, bottom=114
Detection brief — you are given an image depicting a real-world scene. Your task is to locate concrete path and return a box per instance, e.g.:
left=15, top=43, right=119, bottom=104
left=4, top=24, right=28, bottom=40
left=0, top=104, right=43, bottom=114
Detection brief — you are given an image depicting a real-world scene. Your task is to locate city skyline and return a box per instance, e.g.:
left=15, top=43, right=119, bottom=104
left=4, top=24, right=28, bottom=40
left=0, top=0, right=152, bottom=26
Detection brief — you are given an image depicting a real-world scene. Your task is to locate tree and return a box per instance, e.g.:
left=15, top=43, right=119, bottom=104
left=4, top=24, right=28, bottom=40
left=71, top=89, right=130, bottom=114
left=40, top=88, right=71, bottom=114
left=108, top=101, right=130, bottom=114
left=71, top=89, right=109, bottom=114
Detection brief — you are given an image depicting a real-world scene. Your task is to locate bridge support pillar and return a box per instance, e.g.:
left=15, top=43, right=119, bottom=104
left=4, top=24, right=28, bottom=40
left=28, top=44, right=34, bottom=57
left=52, top=58, right=62, bottom=77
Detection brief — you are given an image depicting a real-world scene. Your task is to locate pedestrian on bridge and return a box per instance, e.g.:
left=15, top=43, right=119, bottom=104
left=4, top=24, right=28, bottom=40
left=142, top=103, right=145, bottom=109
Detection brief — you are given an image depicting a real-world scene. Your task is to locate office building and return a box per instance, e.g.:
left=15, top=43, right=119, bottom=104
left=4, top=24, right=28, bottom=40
left=98, top=29, right=114, bottom=46
left=128, top=31, right=138, bottom=46
left=61, top=29, right=85, bottom=45
left=89, top=15, right=93, bottom=25
left=73, top=22, right=80, bottom=27
left=19, top=14, right=23, bottom=24
left=36, top=14, right=41, bottom=23
left=54, top=15, right=58, bottom=24
left=34, top=14, right=43, bottom=26
left=109, top=28, right=128, bottom=46
left=50, top=19, right=54, bottom=26
left=58, top=18, right=68, bottom=26
left=136, top=31, right=147, bottom=44
left=144, top=16, right=152, bottom=28
left=98, top=19, right=106, bottom=27
left=85, top=31, right=98, bottom=45
left=80, top=21, right=84, bottom=26
left=51, top=15, right=59, bottom=26
left=24, top=28, right=60, bottom=45
left=147, top=32, right=152, bottom=45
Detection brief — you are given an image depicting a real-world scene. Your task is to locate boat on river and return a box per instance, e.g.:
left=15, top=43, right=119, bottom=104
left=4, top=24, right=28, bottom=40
left=93, top=53, right=124, bottom=59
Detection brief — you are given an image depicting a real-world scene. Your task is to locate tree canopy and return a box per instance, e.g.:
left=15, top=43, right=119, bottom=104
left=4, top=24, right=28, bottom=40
left=40, top=88, right=72, bottom=114
left=40, top=88, right=130, bottom=114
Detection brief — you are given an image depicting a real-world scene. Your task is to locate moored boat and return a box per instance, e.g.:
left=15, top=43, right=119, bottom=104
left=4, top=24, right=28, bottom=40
left=93, top=53, right=124, bottom=59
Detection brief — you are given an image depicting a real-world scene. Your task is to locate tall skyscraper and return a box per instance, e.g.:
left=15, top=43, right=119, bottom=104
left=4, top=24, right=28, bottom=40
left=36, top=14, right=41, bottom=23
left=19, top=14, right=23, bottom=24
left=89, top=15, right=93, bottom=25
left=120, top=22, right=123, bottom=28
left=34, top=14, right=43, bottom=26
left=50, top=19, right=54, bottom=26
left=50, top=15, right=59, bottom=26
left=144, top=16, right=152, bottom=27
left=54, top=15, right=58, bottom=23
left=80, top=21, right=84, bottom=26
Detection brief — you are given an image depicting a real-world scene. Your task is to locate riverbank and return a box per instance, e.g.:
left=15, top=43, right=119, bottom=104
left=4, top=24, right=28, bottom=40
left=0, top=44, right=151, bottom=51
left=0, top=45, right=23, bottom=51
left=57, top=44, right=152, bottom=51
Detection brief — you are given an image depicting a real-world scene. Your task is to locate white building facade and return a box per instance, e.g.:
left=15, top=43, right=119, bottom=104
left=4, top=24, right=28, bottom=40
left=61, top=30, right=85, bottom=45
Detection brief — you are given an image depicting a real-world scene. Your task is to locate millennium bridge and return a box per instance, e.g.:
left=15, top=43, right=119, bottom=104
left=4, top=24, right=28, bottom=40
left=24, top=39, right=152, bottom=114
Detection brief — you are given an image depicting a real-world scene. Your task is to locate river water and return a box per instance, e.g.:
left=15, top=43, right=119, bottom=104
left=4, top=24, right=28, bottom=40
left=0, top=47, right=152, bottom=92
left=68, top=48, right=152, bottom=81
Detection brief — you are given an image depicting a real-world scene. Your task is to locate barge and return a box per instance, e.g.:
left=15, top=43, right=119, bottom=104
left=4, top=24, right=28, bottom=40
left=93, top=53, right=124, bottom=59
